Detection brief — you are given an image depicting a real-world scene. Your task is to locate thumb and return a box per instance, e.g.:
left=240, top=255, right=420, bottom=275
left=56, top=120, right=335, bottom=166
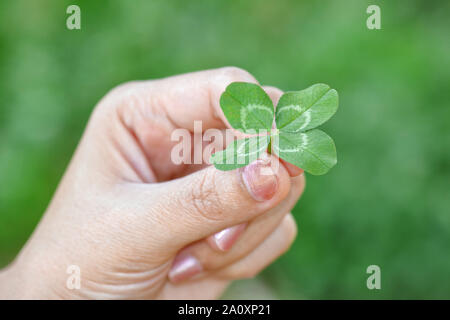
left=129, top=156, right=291, bottom=251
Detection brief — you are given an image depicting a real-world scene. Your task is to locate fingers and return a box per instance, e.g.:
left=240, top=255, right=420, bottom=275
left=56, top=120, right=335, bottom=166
left=169, top=214, right=297, bottom=283
left=262, top=85, right=283, bottom=109
left=115, top=67, right=260, bottom=132
left=100, top=67, right=262, bottom=182
left=161, top=215, right=297, bottom=296
left=158, top=277, right=229, bottom=300
left=206, top=223, right=248, bottom=252
left=279, top=158, right=304, bottom=177
left=152, top=67, right=258, bottom=131
left=126, top=156, right=292, bottom=251
left=216, top=214, right=297, bottom=280
left=168, top=174, right=304, bottom=282
left=207, top=173, right=304, bottom=253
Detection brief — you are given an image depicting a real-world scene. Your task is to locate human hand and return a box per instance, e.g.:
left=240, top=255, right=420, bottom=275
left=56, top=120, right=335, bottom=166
left=0, top=67, right=305, bottom=299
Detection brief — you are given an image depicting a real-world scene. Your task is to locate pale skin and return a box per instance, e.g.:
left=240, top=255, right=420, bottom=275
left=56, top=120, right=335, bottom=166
left=0, top=67, right=305, bottom=299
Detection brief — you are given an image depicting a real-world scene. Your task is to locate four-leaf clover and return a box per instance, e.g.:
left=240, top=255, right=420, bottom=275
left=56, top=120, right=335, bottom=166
left=210, top=82, right=338, bottom=175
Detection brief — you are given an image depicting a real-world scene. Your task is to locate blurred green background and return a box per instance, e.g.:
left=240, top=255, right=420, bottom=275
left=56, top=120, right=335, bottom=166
left=1, top=0, right=449, bottom=299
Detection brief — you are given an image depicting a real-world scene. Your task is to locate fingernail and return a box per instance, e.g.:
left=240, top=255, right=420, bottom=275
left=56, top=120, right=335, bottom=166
left=169, top=254, right=202, bottom=283
left=284, top=162, right=304, bottom=177
left=211, top=223, right=247, bottom=251
left=242, top=160, right=278, bottom=201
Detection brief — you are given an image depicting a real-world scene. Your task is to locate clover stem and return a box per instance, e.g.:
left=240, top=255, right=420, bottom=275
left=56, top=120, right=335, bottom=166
left=268, top=129, right=279, bottom=154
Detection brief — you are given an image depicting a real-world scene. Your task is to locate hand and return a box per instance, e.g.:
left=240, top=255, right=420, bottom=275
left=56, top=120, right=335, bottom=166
left=0, top=67, right=305, bottom=299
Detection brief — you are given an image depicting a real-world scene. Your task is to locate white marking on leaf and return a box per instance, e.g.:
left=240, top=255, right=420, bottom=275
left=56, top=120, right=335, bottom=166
left=276, top=104, right=302, bottom=117
left=240, top=104, right=273, bottom=131
left=295, top=109, right=312, bottom=131
left=273, top=133, right=309, bottom=153
left=277, top=104, right=312, bottom=132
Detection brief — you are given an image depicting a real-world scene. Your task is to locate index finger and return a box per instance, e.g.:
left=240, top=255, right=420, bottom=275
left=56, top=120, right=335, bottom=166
left=143, top=67, right=260, bottom=132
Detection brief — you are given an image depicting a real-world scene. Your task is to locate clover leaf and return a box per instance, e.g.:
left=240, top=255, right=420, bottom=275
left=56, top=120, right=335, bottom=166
left=220, top=82, right=274, bottom=133
left=210, top=135, right=270, bottom=171
left=210, top=82, right=338, bottom=175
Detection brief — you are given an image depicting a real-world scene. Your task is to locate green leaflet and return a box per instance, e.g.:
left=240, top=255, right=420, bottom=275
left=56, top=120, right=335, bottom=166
left=211, top=82, right=339, bottom=175
left=220, top=82, right=274, bottom=133
left=275, top=84, right=338, bottom=133
left=272, top=129, right=337, bottom=175
left=210, top=135, right=270, bottom=171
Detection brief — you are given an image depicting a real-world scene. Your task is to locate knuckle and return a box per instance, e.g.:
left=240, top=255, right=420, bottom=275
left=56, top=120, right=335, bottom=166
left=262, top=85, right=283, bottom=95
left=296, top=174, right=306, bottom=194
left=281, top=215, right=298, bottom=252
left=102, top=81, right=140, bottom=104
left=218, top=66, right=257, bottom=84
left=227, top=267, right=260, bottom=280
left=93, top=80, right=143, bottom=117
left=221, top=216, right=298, bottom=281
left=189, top=169, right=224, bottom=222
left=240, top=269, right=260, bottom=280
